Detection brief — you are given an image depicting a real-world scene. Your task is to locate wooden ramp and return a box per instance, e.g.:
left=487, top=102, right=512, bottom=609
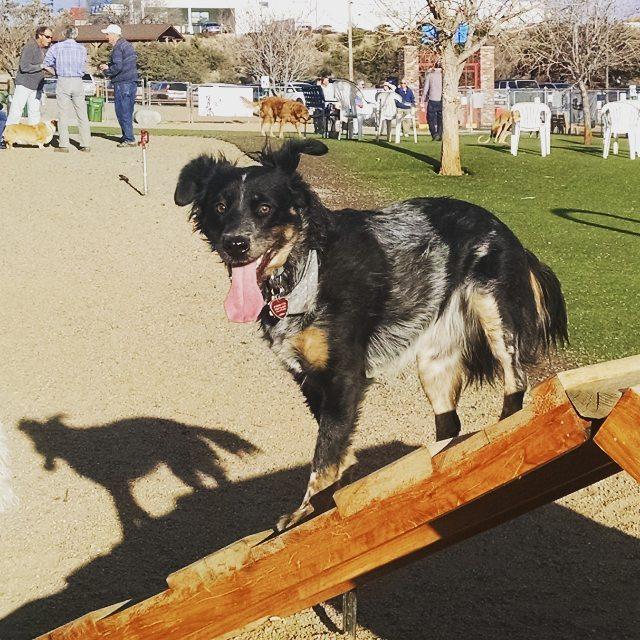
left=38, top=356, right=640, bottom=640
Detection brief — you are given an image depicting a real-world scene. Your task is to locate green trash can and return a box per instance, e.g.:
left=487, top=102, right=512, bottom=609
left=86, top=96, right=105, bottom=122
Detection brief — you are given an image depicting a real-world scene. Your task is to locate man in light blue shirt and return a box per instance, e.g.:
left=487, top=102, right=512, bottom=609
left=43, top=26, right=91, bottom=152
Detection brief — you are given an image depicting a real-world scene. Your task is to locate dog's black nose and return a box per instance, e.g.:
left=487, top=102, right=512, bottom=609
left=222, top=235, right=250, bottom=257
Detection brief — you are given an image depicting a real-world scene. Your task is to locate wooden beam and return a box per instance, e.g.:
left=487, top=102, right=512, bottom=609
left=542, top=354, right=640, bottom=419
left=37, top=355, right=640, bottom=640
left=594, top=385, right=640, bottom=483
left=37, top=401, right=591, bottom=640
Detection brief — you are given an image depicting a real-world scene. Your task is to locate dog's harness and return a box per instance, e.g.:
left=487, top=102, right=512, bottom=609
left=264, top=250, right=318, bottom=320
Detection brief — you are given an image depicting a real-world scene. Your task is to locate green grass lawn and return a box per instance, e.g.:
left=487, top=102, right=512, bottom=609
left=318, top=134, right=639, bottom=363
left=90, top=126, right=638, bottom=362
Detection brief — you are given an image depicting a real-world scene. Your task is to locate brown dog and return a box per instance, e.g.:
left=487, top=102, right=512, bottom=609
left=3, top=120, right=57, bottom=149
left=258, top=97, right=311, bottom=138
left=478, top=110, right=520, bottom=144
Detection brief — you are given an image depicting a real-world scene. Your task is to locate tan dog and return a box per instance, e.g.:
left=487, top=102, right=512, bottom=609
left=258, top=97, right=311, bottom=138
left=478, top=110, right=520, bottom=144
left=3, top=120, right=57, bottom=149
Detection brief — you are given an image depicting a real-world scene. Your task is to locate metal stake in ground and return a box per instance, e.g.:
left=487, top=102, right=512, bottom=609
left=140, top=129, right=150, bottom=195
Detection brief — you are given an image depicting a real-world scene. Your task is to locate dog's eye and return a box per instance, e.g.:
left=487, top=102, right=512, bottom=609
left=215, top=202, right=226, bottom=214
left=257, top=204, right=272, bottom=216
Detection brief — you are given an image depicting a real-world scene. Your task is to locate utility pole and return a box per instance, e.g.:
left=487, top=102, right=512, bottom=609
left=347, top=0, right=354, bottom=81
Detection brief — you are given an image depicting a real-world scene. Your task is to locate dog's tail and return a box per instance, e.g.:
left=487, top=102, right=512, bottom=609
left=525, top=250, right=569, bottom=354
left=0, top=421, right=18, bottom=513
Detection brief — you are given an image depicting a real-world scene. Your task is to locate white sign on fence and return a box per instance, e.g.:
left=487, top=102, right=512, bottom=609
left=197, top=85, right=254, bottom=118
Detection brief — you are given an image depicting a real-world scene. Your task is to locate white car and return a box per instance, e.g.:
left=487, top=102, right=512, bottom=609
left=43, top=73, right=96, bottom=98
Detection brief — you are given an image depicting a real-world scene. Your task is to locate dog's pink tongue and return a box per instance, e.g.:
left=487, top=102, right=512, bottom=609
left=224, top=260, right=265, bottom=323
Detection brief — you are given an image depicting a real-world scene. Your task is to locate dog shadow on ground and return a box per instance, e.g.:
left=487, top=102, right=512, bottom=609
left=552, top=207, right=640, bottom=237
left=2, top=419, right=639, bottom=640
left=367, top=140, right=441, bottom=172
left=18, top=414, right=259, bottom=536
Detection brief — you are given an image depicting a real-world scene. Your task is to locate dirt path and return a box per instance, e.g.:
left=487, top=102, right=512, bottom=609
left=0, top=135, right=637, bottom=640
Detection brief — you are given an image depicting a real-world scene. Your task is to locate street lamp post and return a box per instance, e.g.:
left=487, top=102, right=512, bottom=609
left=347, top=0, right=354, bottom=81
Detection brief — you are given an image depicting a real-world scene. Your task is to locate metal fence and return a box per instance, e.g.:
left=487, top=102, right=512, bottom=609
left=88, top=79, right=640, bottom=130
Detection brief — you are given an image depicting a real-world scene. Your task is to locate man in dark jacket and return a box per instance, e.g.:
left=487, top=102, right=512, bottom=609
left=6, top=26, right=52, bottom=126
left=99, top=24, right=138, bottom=147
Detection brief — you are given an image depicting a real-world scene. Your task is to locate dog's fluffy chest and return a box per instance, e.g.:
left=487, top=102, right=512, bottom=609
left=263, top=315, right=308, bottom=374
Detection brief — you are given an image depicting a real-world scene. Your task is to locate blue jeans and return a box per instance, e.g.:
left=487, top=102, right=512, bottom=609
left=0, top=108, right=7, bottom=145
left=427, top=100, right=443, bottom=138
left=114, top=82, right=136, bottom=142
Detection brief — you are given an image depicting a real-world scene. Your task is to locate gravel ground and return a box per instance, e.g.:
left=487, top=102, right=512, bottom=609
left=0, top=135, right=637, bottom=640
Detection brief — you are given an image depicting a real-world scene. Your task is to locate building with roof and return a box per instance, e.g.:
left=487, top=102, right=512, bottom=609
left=53, top=22, right=184, bottom=43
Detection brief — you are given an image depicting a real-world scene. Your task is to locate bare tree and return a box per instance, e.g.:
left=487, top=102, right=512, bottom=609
left=0, top=0, right=58, bottom=88
left=524, top=0, right=640, bottom=145
left=238, top=12, right=322, bottom=89
left=376, top=1, right=537, bottom=176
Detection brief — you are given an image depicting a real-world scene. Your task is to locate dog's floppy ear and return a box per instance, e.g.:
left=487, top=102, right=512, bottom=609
left=262, top=139, right=328, bottom=174
left=175, top=155, right=226, bottom=206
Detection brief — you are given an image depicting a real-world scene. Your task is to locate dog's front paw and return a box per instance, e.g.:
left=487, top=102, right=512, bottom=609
left=276, top=503, right=314, bottom=532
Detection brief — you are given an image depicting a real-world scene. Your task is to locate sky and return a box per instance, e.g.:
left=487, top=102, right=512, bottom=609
left=49, top=0, right=640, bottom=30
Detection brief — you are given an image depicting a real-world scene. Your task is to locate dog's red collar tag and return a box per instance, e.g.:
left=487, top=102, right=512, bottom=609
left=269, top=297, right=288, bottom=319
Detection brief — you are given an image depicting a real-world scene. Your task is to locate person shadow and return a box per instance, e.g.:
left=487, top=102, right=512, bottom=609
left=18, top=414, right=259, bottom=536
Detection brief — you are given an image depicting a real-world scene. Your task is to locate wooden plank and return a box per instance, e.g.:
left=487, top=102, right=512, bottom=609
left=334, top=446, right=434, bottom=518
left=594, top=385, right=640, bottom=483
left=59, top=401, right=588, bottom=640
left=429, top=431, right=490, bottom=471
left=166, top=529, right=273, bottom=589
left=557, top=355, right=640, bottom=419
left=35, top=600, right=130, bottom=640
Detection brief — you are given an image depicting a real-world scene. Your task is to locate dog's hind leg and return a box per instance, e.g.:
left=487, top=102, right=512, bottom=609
left=417, top=348, right=465, bottom=442
left=469, top=288, right=528, bottom=420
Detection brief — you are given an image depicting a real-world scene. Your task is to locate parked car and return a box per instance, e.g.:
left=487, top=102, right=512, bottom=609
left=149, top=81, right=189, bottom=104
left=201, top=22, right=223, bottom=35
left=494, top=79, right=540, bottom=89
left=540, top=82, right=572, bottom=90
left=43, top=73, right=96, bottom=98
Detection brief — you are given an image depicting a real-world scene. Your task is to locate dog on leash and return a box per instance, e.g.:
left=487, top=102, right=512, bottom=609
left=244, top=96, right=311, bottom=138
left=174, top=139, right=568, bottom=531
left=478, top=110, right=520, bottom=144
left=3, top=120, right=57, bottom=149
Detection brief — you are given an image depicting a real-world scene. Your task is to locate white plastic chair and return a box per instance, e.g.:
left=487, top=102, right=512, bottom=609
left=375, top=91, right=397, bottom=142
left=333, top=79, right=358, bottom=141
left=394, top=106, right=418, bottom=144
left=510, top=101, right=552, bottom=157
left=601, top=101, right=640, bottom=160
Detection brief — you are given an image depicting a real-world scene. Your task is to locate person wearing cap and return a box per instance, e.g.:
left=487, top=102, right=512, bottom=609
left=43, top=26, right=92, bottom=152
left=98, top=24, right=138, bottom=147
left=6, top=26, right=52, bottom=127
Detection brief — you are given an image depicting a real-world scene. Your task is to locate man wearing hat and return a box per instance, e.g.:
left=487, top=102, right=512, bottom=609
left=99, top=24, right=138, bottom=147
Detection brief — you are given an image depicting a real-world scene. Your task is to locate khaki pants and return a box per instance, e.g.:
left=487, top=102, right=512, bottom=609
left=56, top=77, right=91, bottom=149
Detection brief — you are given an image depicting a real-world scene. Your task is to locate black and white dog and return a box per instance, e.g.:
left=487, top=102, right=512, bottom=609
left=175, top=139, right=568, bottom=530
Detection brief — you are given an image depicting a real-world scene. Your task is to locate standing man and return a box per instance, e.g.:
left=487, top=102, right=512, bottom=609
left=99, top=24, right=138, bottom=148
left=43, top=26, right=91, bottom=153
left=6, top=26, right=52, bottom=127
left=395, top=78, right=416, bottom=137
left=421, top=62, right=443, bottom=141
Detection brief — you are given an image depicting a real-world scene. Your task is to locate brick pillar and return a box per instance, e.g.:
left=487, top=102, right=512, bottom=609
left=398, top=45, right=420, bottom=91
left=479, top=45, right=495, bottom=127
